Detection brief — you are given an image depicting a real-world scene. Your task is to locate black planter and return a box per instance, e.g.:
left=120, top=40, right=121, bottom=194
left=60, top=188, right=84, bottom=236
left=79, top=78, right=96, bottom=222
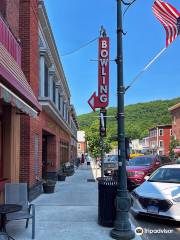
left=43, top=183, right=55, bottom=193
left=58, top=175, right=66, bottom=181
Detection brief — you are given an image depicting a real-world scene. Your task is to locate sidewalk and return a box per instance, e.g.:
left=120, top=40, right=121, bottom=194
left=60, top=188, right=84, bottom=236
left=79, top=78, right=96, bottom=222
left=6, top=164, right=141, bottom=240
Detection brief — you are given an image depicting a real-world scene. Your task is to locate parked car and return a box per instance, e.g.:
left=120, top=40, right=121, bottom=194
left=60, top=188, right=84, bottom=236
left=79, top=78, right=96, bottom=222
left=104, top=155, right=118, bottom=176
left=131, top=164, right=180, bottom=221
left=127, top=155, right=173, bottom=190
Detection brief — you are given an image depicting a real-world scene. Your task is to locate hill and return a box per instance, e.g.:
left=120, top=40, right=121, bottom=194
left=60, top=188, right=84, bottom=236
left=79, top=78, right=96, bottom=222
left=78, top=98, right=180, bottom=141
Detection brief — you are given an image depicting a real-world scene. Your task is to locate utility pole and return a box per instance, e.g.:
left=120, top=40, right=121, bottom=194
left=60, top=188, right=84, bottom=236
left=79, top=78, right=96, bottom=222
left=111, top=1, right=135, bottom=239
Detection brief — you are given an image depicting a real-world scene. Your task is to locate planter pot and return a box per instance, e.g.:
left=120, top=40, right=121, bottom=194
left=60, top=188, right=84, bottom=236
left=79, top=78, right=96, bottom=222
left=43, top=183, right=55, bottom=193
left=58, top=175, right=66, bottom=181
left=64, top=169, right=74, bottom=176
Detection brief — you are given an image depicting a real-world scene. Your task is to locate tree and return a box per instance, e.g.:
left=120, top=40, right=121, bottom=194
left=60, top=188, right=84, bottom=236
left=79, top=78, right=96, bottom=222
left=86, top=120, right=112, bottom=159
left=169, top=137, right=180, bottom=159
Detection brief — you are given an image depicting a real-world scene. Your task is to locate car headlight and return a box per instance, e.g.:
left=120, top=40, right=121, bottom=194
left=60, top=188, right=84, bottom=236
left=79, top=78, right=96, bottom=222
left=134, top=171, right=144, bottom=175
left=173, top=197, right=180, bottom=202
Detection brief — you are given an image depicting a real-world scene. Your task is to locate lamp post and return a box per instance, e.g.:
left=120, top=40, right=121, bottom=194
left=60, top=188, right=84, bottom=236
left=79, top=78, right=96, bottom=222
left=110, top=1, right=135, bottom=239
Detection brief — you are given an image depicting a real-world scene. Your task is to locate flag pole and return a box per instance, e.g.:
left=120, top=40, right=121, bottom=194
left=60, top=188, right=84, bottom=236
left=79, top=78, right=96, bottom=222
left=125, top=47, right=166, bottom=91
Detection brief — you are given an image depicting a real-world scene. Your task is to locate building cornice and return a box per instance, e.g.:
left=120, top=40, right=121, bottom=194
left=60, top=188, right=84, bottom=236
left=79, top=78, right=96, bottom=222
left=38, top=0, right=71, bottom=101
left=168, top=102, right=180, bottom=112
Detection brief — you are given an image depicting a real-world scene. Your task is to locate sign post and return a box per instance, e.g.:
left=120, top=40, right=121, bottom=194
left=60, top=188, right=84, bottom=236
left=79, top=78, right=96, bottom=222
left=88, top=27, right=110, bottom=178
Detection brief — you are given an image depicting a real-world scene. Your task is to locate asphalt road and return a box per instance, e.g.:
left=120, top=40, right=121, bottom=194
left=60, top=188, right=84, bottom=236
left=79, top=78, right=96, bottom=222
left=130, top=213, right=180, bottom=240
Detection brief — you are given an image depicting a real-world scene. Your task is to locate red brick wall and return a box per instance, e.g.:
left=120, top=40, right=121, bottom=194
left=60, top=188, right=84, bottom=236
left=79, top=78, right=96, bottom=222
left=158, top=126, right=172, bottom=156
left=19, top=0, right=41, bottom=187
left=0, top=0, right=19, bottom=38
left=40, top=111, right=71, bottom=171
left=171, top=108, right=180, bottom=141
left=19, top=0, right=39, bottom=97
left=18, top=0, right=73, bottom=188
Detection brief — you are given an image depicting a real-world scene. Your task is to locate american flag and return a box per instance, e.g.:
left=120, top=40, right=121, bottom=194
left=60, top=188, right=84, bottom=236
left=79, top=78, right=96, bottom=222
left=152, top=0, right=180, bottom=47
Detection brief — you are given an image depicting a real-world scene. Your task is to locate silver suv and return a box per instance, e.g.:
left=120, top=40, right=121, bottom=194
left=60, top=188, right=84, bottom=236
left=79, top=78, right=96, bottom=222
left=104, top=155, right=118, bottom=176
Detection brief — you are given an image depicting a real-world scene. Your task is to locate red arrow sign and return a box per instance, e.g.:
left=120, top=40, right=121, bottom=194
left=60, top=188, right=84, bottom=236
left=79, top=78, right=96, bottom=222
left=88, top=92, right=101, bottom=111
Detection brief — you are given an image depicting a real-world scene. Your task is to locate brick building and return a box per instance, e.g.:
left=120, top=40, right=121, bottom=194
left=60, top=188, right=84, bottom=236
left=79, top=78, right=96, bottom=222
left=169, top=103, right=180, bottom=141
left=0, top=0, right=41, bottom=201
left=149, top=124, right=172, bottom=156
left=0, top=0, right=78, bottom=201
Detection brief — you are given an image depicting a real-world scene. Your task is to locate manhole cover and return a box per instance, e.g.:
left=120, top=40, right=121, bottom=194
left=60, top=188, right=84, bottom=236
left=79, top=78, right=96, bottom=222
left=87, top=179, right=96, bottom=182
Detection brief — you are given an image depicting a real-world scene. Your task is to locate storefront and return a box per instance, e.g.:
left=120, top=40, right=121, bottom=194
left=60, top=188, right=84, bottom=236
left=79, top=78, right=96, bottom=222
left=0, top=15, right=41, bottom=201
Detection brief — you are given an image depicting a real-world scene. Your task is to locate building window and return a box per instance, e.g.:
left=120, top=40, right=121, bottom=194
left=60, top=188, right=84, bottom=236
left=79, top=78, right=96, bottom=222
left=170, top=129, right=172, bottom=136
left=34, top=134, right=39, bottom=177
left=58, top=94, right=61, bottom=111
left=44, top=64, right=49, bottom=97
left=53, top=81, right=56, bottom=103
left=78, top=143, right=81, bottom=150
left=159, top=129, right=163, bottom=136
left=159, top=140, right=164, bottom=148
left=63, top=102, right=66, bottom=119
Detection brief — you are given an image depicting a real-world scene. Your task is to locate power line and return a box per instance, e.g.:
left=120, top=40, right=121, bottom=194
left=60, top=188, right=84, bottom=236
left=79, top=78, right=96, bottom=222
left=61, top=37, right=98, bottom=57
left=123, top=0, right=138, bottom=17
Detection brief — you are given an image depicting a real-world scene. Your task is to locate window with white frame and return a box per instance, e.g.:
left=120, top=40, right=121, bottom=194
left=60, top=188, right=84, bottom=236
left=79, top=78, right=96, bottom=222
left=78, top=143, right=81, bottom=150
left=159, top=140, right=164, bottom=148
left=159, top=129, right=163, bottom=136
left=53, top=81, right=56, bottom=103
left=170, top=129, right=172, bottom=136
left=44, top=63, right=49, bottom=97
left=58, top=93, right=61, bottom=111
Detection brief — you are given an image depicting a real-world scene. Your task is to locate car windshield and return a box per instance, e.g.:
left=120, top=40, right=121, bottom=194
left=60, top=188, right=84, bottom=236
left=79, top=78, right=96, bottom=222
left=128, top=157, right=153, bottom=166
left=148, top=168, right=180, bottom=183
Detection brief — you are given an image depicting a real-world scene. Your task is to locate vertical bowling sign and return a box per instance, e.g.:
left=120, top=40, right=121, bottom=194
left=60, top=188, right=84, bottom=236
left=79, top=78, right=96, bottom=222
left=98, top=37, right=109, bottom=108
left=88, top=36, right=110, bottom=111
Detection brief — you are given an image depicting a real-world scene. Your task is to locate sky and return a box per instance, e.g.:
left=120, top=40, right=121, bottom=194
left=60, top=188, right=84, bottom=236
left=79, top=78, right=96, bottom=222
left=44, top=0, right=180, bottom=115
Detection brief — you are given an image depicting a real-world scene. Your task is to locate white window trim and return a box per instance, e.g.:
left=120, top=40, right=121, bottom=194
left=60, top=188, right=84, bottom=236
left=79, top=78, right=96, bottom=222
left=159, top=140, right=164, bottom=148
left=159, top=129, right=163, bottom=136
left=170, top=129, right=172, bottom=136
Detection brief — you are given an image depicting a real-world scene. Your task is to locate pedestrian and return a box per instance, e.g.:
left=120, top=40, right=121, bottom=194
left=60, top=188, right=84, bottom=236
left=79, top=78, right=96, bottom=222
left=81, top=154, right=85, bottom=165
left=86, top=156, right=91, bottom=168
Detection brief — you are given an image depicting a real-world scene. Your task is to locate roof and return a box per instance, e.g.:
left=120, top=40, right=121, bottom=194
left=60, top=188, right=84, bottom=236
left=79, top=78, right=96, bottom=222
left=168, top=102, right=180, bottom=111
left=149, top=124, right=172, bottom=130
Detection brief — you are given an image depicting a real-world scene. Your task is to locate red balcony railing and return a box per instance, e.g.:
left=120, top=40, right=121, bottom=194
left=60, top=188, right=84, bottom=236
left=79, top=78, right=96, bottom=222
left=0, top=15, right=21, bottom=66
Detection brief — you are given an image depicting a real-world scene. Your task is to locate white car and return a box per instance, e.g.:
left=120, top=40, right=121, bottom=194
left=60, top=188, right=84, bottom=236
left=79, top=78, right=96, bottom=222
left=131, top=164, right=180, bottom=221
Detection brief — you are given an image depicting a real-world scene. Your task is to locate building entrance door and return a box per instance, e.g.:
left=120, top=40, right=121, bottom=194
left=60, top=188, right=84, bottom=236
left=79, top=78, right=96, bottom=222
left=42, top=135, right=48, bottom=179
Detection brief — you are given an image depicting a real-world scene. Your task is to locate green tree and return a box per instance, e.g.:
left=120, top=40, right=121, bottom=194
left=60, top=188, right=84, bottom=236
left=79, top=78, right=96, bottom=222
left=169, top=137, right=180, bottom=159
left=86, top=121, right=112, bottom=159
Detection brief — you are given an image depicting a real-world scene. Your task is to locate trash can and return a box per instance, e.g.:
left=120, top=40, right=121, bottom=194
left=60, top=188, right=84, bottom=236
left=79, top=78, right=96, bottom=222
left=97, top=177, right=118, bottom=227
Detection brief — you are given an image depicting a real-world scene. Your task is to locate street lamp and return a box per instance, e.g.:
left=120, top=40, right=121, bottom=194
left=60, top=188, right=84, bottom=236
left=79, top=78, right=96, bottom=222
left=110, top=1, right=135, bottom=239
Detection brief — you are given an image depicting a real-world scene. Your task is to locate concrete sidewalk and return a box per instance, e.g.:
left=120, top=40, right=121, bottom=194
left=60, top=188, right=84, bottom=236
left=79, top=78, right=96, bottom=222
left=6, top=164, right=141, bottom=240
